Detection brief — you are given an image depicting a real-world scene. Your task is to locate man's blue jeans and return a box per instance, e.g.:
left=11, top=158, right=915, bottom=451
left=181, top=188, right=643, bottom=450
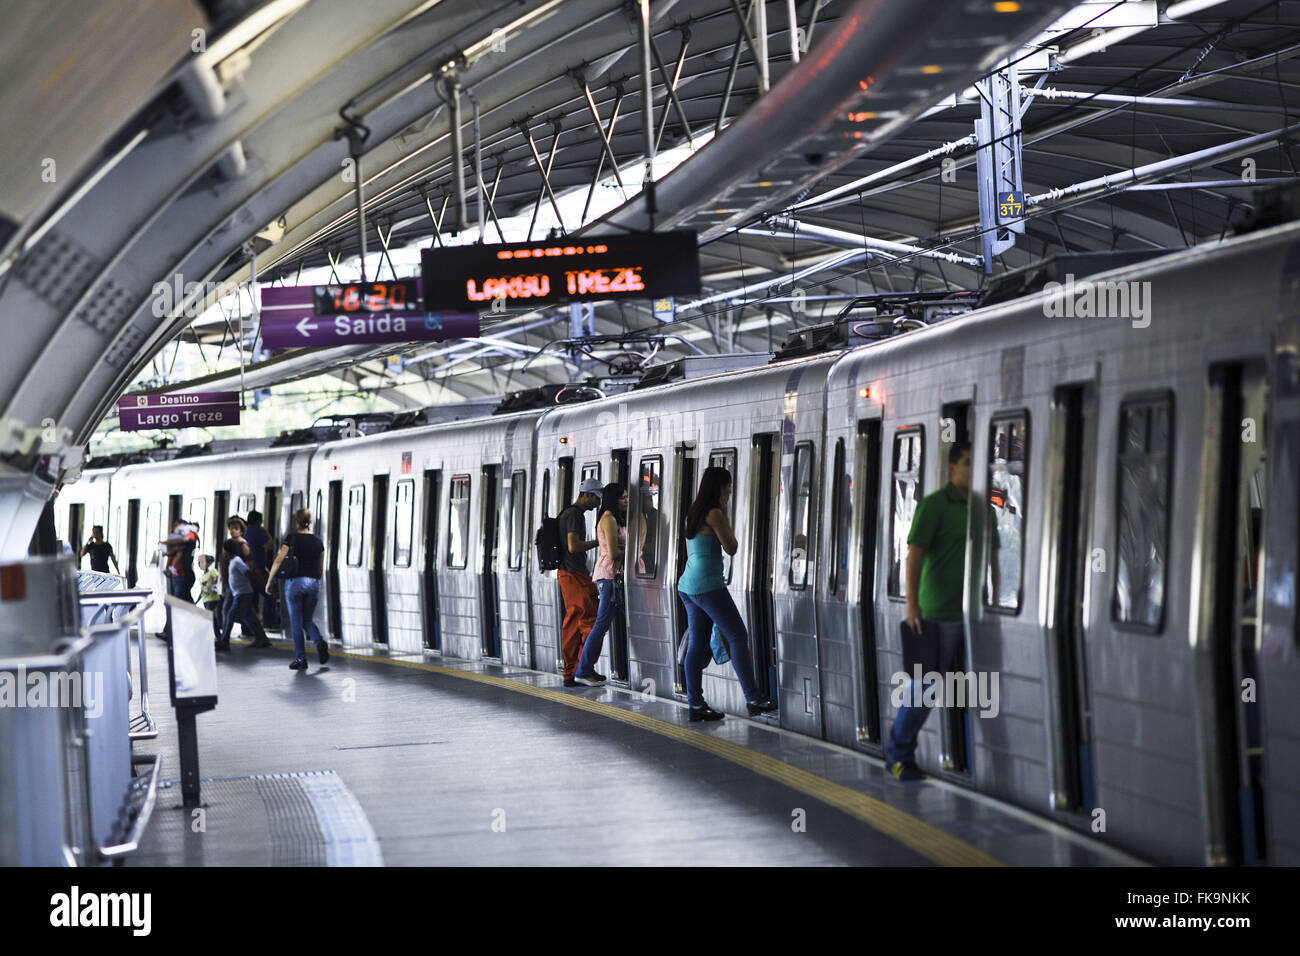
left=284, top=577, right=325, bottom=660
left=679, top=587, right=761, bottom=707
left=577, top=578, right=619, bottom=677
left=886, top=618, right=965, bottom=765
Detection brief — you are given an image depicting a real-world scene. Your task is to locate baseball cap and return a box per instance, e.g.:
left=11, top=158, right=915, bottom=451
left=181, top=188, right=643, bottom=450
left=579, top=478, right=602, bottom=494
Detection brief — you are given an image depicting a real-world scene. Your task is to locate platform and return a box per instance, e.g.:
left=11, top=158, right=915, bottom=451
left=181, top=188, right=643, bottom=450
left=127, top=632, right=1143, bottom=867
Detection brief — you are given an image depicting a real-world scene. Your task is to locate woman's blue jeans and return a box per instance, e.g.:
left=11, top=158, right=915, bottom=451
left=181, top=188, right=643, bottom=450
left=679, top=587, right=761, bottom=707
left=577, top=578, right=619, bottom=676
left=284, top=577, right=324, bottom=660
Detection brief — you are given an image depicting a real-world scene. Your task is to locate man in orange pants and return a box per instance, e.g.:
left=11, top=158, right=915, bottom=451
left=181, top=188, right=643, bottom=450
left=558, top=479, right=602, bottom=687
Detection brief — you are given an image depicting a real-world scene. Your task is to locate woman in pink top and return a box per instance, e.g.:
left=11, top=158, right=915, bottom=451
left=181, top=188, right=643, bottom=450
left=574, top=483, right=628, bottom=685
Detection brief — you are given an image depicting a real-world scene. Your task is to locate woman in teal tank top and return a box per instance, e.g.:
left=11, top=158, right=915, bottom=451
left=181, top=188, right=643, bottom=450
left=678, top=466, right=778, bottom=722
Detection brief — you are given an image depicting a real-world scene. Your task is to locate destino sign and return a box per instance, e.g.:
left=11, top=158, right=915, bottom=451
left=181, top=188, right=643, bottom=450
left=117, top=391, right=240, bottom=431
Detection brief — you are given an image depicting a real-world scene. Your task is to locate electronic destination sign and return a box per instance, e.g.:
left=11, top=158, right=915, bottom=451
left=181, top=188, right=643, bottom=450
left=420, top=230, right=700, bottom=313
left=312, top=279, right=420, bottom=316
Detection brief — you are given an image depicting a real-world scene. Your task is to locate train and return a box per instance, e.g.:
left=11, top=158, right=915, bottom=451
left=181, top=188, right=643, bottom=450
left=54, top=215, right=1300, bottom=867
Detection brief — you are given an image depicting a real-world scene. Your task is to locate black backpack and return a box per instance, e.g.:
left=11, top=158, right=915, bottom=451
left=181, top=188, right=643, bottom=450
left=279, top=533, right=301, bottom=579
left=535, top=512, right=566, bottom=571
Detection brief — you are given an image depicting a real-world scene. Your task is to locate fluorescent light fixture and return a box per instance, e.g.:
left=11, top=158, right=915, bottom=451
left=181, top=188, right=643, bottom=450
left=1166, top=0, right=1233, bottom=17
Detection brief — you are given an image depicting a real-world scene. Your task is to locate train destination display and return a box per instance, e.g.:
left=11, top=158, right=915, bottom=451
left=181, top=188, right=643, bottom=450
left=261, top=282, right=479, bottom=347
left=420, top=230, right=701, bottom=312
left=118, top=391, right=240, bottom=430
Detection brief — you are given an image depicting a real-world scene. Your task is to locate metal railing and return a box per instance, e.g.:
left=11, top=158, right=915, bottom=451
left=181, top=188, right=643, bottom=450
left=80, top=588, right=157, bottom=740
left=0, top=592, right=162, bottom=865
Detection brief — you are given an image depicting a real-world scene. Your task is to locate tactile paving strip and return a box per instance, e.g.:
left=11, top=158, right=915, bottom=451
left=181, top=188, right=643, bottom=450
left=151, top=770, right=382, bottom=867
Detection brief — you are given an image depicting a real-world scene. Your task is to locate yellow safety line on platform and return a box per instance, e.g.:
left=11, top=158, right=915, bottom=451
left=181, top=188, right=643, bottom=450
left=255, top=640, right=1001, bottom=866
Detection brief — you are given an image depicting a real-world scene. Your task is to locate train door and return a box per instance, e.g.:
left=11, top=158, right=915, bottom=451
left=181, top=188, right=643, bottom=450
left=326, top=480, right=343, bottom=641
left=854, top=421, right=883, bottom=747
left=213, top=491, right=229, bottom=554
left=1199, top=363, right=1269, bottom=864
left=370, top=475, right=390, bottom=644
left=671, top=446, right=697, bottom=695
left=1043, top=385, right=1098, bottom=813
left=938, top=401, right=972, bottom=772
left=422, top=470, right=442, bottom=650
left=480, top=465, right=502, bottom=658
left=608, top=449, right=631, bottom=680
left=554, top=457, right=574, bottom=670
left=748, top=434, right=780, bottom=700
left=264, top=487, right=282, bottom=541
left=125, top=499, right=140, bottom=588
left=168, top=494, right=182, bottom=531
left=67, top=504, right=84, bottom=559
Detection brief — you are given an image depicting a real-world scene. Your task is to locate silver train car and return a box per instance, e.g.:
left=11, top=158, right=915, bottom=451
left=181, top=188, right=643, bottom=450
left=52, top=218, right=1300, bottom=865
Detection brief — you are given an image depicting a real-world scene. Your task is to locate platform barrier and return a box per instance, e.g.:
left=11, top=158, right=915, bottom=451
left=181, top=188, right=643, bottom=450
left=0, top=557, right=161, bottom=865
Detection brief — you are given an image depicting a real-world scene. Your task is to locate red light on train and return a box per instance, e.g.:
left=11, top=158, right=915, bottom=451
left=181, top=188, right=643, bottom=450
left=0, top=564, right=25, bottom=601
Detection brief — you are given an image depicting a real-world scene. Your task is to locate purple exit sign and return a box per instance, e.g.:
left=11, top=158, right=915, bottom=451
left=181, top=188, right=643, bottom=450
left=117, top=391, right=241, bottom=431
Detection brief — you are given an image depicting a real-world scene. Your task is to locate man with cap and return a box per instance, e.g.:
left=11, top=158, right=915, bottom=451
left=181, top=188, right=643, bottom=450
left=557, top=479, right=604, bottom=687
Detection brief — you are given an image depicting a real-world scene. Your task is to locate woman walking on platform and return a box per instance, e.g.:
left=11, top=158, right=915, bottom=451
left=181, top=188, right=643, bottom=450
left=574, top=483, right=628, bottom=685
left=677, top=466, right=777, bottom=722
left=267, top=507, right=328, bottom=670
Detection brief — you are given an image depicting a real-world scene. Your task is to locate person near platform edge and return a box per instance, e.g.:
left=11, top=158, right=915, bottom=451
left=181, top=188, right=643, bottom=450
left=243, top=510, right=272, bottom=618
left=678, top=466, right=777, bottom=722
left=557, top=478, right=603, bottom=687
left=887, top=440, right=973, bottom=781
left=217, top=538, right=270, bottom=651
left=79, top=525, right=120, bottom=574
left=163, top=518, right=197, bottom=601
left=196, top=554, right=222, bottom=640
left=220, top=515, right=269, bottom=647
left=266, top=507, right=328, bottom=671
left=573, top=482, right=628, bottom=686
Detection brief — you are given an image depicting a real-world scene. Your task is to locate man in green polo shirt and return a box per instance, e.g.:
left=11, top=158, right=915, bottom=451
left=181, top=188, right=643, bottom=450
left=887, top=441, right=971, bottom=780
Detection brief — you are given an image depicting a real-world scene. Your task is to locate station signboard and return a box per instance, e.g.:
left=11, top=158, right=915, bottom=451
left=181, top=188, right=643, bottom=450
left=117, top=391, right=240, bottom=430
left=420, top=231, right=701, bottom=313
left=260, top=282, right=479, bottom=348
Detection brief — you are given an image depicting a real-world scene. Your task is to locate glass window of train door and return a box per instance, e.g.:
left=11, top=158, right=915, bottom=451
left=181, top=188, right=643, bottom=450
left=186, top=497, right=207, bottom=539
left=708, top=448, right=738, bottom=582
left=393, top=479, right=415, bottom=568
left=314, top=490, right=323, bottom=535
left=1111, top=395, right=1172, bottom=632
left=984, top=411, right=1030, bottom=614
left=448, top=476, right=471, bottom=569
left=828, top=438, right=849, bottom=595
left=790, top=442, right=815, bottom=589
left=509, top=471, right=527, bottom=570
left=582, top=461, right=601, bottom=539
left=635, top=457, right=662, bottom=578
left=346, top=485, right=366, bottom=567
left=887, top=426, right=925, bottom=599
left=541, top=469, right=551, bottom=519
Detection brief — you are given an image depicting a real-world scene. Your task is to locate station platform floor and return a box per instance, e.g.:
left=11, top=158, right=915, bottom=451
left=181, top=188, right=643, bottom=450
left=127, top=631, right=1144, bottom=867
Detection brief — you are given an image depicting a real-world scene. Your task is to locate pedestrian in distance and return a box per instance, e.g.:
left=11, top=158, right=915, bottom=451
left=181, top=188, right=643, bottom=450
left=678, top=466, right=777, bottom=722
left=219, top=515, right=268, bottom=647
left=217, top=538, right=270, bottom=652
left=196, top=554, right=222, bottom=640
left=557, top=478, right=603, bottom=687
left=266, top=507, right=328, bottom=670
left=887, top=441, right=972, bottom=781
left=574, top=482, right=628, bottom=686
left=79, top=525, right=120, bottom=574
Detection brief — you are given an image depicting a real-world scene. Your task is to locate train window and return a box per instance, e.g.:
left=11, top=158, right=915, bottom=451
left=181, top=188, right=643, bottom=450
left=541, top=469, right=551, bottom=519
left=314, top=490, right=323, bottom=536
left=113, top=506, right=122, bottom=557
left=448, top=475, right=471, bottom=569
left=509, top=471, right=527, bottom=570
left=185, top=498, right=206, bottom=535
left=828, top=438, right=850, bottom=594
left=393, top=479, right=415, bottom=568
left=984, top=413, right=1029, bottom=613
left=635, top=457, right=662, bottom=579
left=92, top=506, right=105, bottom=530
left=708, top=448, right=737, bottom=583
left=1113, top=396, right=1172, bottom=631
left=581, top=462, right=601, bottom=538
left=790, top=442, right=815, bottom=589
left=235, top=492, right=256, bottom=517
left=346, top=485, right=366, bottom=567
left=887, top=426, right=925, bottom=598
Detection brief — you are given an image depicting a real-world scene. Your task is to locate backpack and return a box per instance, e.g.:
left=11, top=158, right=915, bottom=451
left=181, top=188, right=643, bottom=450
left=535, top=512, right=566, bottom=571
left=279, top=533, right=301, bottom=579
